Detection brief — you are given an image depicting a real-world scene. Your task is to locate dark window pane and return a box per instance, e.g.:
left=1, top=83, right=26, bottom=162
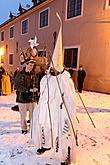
left=22, top=19, right=28, bottom=34
left=1, top=31, right=4, bottom=41
left=67, top=0, right=82, bottom=19
left=40, top=9, right=48, bottom=28
left=73, top=48, right=78, bottom=68
left=64, top=48, right=78, bottom=69
left=10, top=26, right=14, bottom=38
left=16, top=42, right=18, bottom=53
left=9, top=54, right=13, bottom=65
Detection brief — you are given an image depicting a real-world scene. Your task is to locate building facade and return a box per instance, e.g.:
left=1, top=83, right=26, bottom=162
left=0, top=0, right=110, bottom=93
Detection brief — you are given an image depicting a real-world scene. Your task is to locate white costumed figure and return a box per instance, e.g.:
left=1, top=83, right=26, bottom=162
left=31, top=13, right=77, bottom=164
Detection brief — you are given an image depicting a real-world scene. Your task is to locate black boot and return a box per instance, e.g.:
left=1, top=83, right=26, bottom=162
left=27, top=120, right=30, bottom=123
left=36, top=147, right=51, bottom=154
left=21, top=130, right=27, bottom=134
left=11, top=105, right=19, bottom=111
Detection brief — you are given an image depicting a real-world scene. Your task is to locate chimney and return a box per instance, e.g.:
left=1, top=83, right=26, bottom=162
left=18, top=3, right=26, bottom=14
left=9, top=12, right=16, bottom=19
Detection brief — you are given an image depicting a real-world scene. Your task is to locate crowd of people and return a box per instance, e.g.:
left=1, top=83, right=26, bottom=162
left=0, top=54, right=86, bottom=165
left=12, top=56, right=77, bottom=164
left=2, top=58, right=86, bottom=164
left=1, top=14, right=87, bottom=165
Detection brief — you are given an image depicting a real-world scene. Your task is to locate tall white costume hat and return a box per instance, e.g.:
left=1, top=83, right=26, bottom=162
left=50, top=13, right=64, bottom=72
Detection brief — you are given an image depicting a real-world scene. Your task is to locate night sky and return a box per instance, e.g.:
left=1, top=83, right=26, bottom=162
left=0, top=0, right=32, bottom=24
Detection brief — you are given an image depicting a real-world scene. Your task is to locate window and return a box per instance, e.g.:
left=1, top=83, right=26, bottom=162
left=6, top=45, right=8, bottom=54
left=9, top=54, right=13, bottom=65
left=16, top=42, right=19, bottom=53
left=1, top=55, right=4, bottom=64
left=10, top=26, right=14, bottom=38
left=32, top=0, right=46, bottom=6
left=39, top=9, right=48, bottom=28
left=21, top=19, right=28, bottom=34
left=1, top=31, right=4, bottom=41
left=64, top=48, right=78, bottom=69
left=67, top=0, right=82, bottom=19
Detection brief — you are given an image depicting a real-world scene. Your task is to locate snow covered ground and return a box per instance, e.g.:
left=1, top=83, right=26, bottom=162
left=0, top=91, right=110, bottom=165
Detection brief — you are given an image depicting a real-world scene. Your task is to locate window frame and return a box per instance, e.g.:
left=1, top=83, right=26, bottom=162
left=9, top=53, right=13, bottom=65
left=63, top=45, right=80, bottom=70
left=1, top=31, right=5, bottom=41
left=6, top=44, right=8, bottom=55
left=65, top=0, right=84, bottom=21
left=21, top=18, right=29, bottom=35
left=9, top=26, right=14, bottom=39
left=1, top=54, right=5, bottom=64
left=16, top=42, right=19, bottom=53
left=38, top=7, right=50, bottom=29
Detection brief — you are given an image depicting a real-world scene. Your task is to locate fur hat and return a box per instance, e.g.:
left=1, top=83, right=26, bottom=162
left=20, top=47, right=38, bottom=65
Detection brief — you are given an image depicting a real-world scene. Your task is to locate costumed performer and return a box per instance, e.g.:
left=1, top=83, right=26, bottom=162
left=31, top=13, right=77, bottom=164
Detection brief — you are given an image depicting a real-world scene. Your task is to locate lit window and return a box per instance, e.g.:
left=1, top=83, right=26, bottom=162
left=1, top=31, right=4, bottom=41
left=10, top=26, right=14, bottom=38
left=67, top=0, right=82, bottom=19
left=64, top=48, right=78, bottom=69
left=40, top=9, right=48, bottom=28
left=9, top=54, right=13, bottom=65
left=22, top=19, right=28, bottom=34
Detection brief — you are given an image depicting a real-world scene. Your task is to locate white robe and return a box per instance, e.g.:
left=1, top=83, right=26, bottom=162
left=31, top=70, right=76, bottom=163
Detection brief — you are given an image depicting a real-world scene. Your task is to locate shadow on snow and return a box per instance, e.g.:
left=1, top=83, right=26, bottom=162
left=77, top=106, right=110, bottom=113
left=0, top=121, right=20, bottom=135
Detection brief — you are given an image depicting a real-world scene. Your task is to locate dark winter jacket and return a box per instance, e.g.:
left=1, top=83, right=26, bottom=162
left=77, top=69, right=86, bottom=82
left=14, top=68, right=39, bottom=103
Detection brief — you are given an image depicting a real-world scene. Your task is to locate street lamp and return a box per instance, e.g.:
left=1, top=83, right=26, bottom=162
left=0, top=47, right=4, bottom=67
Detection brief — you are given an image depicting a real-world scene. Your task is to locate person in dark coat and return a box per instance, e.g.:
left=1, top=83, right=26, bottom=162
left=14, top=60, right=37, bottom=134
left=9, top=71, right=14, bottom=92
left=68, top=68, right=74, bottom=78
left=13, top=67, right=20, bottom=79
left=0, top=66, right=5, bottom=74
left=11, top=67, right=20, bottom=111
left=11, top=64, right=43, bottom=112
left=77, top=64, right=86, bottom=93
